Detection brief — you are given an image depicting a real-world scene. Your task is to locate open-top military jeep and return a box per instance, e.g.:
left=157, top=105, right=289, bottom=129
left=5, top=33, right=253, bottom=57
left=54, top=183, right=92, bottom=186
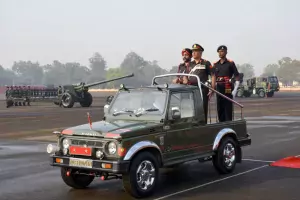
left=47, top=73, right=251, bottom=198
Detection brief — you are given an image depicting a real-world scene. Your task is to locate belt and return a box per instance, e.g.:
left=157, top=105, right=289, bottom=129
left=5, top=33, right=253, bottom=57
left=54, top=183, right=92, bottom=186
left=216, top=76, right=230, bottom=82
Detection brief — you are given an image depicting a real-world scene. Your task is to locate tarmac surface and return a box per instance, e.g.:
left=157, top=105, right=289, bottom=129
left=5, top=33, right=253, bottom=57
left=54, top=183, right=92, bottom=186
left=0, top=91, right=300, bottom=200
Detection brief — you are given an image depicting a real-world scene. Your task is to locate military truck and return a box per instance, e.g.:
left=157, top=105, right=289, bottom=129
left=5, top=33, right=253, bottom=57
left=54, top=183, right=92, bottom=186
left=46, top=73, right=251, bottom=198
left=236, top=76, right=277, bottom=98
left=53, top=74, right=134, bottom=108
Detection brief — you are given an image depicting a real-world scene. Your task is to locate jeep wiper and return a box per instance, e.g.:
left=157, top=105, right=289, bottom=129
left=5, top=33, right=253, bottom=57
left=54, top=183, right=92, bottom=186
left=135, top=108, right=159, bottom=117
left=112, top=109, right=134, bottom=116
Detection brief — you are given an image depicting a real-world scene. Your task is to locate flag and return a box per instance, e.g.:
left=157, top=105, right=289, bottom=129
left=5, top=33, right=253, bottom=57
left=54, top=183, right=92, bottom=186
left=87, top=112, right=92, bottom=129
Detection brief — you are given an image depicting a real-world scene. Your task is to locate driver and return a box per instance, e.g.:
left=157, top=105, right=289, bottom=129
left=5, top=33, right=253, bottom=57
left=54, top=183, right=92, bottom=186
left=172, top=48, right=192, bottom=84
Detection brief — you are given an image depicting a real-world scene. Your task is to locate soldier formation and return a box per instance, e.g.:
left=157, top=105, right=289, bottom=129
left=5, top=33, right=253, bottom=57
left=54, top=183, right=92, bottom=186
left=5, top=85, right=58, bottom=108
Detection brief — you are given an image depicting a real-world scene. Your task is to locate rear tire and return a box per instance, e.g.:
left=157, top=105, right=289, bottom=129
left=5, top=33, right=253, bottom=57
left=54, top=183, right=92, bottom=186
left=212, top=137, right=238, bottom=174
left=61, top=168, right=94, bottom=189
left=122, top=152, right=159, bottom=198
left=258, top=89, right=265, bottom=98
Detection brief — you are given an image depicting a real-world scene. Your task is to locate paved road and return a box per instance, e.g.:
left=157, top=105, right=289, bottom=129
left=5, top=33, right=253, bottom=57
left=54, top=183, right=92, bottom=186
left=1, top=90, right=300, bottom=101
left=0, top=92, right=300, bottom=200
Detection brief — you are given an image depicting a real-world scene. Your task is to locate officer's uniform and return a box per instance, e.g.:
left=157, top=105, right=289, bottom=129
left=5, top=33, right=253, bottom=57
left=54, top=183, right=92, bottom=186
left=5, top=86, right=10, bottom=98
left=188, top=44, right=214, bottom=123
left=213, top=45, right=239, bottom=122
left=5, top=86, right=13, bottom=108
left=175, top=48, right=192, bottom=83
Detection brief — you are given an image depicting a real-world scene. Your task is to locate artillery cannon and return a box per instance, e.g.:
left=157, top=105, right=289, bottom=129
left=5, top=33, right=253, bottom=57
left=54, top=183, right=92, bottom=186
left=55, top=73, right=134, bottom=108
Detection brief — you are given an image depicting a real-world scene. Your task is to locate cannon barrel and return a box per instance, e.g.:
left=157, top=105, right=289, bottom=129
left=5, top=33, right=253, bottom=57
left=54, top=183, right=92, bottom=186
left=85, top=73, right=134, bottom=88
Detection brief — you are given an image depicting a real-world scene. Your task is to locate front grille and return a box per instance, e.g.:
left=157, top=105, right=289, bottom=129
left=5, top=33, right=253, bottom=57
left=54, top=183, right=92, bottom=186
left=71, top=139, right=104, bottom=148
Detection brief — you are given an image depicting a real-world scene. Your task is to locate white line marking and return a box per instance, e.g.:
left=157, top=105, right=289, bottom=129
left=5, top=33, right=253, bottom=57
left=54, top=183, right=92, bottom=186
left=153, top=165, right=268, bottom=200
left=242, top=159, right=274, bottom=163
left=295, top=155, right=300, bottom=158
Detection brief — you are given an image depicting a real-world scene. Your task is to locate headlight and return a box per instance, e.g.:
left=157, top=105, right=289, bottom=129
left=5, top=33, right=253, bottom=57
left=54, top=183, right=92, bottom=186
left=107, top=142, right=117, bottom=154
left=62, top=138, right=70, bottom=149
left=46, top=144, right=59, bottom=154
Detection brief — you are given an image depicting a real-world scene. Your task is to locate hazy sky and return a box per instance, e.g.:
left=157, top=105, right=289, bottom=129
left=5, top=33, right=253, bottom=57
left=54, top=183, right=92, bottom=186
left=0, top=0, right=299, bottom=75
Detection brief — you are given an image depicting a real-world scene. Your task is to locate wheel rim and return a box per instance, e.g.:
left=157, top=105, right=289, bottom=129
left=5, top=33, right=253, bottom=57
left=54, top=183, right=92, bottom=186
left=223, top=143, right=236, bottom=168
left=136, top=160, right=155, bottom=191
left=259, top=91, right=265, bottom=97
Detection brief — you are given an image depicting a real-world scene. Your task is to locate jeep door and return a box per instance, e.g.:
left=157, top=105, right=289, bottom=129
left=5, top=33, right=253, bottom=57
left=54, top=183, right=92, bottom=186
left=164, top=91, right=204, bottom=164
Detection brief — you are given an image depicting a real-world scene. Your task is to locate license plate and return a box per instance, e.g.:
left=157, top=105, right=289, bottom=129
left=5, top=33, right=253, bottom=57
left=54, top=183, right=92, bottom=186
left=69, top=146, right=92, bottom=156
left=69, top=158, right=93, bottom=168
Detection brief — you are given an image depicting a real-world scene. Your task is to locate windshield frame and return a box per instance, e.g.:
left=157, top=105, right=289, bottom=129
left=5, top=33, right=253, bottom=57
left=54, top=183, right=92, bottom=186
left=106, top=88, right=169, bottom=122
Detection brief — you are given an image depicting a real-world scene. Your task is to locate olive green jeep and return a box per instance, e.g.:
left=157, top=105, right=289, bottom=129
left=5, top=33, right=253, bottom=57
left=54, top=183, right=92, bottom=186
left=47, top=73, right=251, bottom=198
left=236, top=76, right=278, bottom=98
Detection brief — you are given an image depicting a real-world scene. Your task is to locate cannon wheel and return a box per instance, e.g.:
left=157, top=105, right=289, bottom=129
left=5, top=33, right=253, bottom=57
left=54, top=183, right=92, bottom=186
left=80, top=92, right=93, bottom=107
left=61, top=93, right=74, bottom=108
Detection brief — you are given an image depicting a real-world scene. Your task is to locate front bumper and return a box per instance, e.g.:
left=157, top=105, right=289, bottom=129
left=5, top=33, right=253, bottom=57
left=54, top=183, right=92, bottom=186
left=239, top=133, right=251, bottom=146
left=50, top=155, right=130, bottom=174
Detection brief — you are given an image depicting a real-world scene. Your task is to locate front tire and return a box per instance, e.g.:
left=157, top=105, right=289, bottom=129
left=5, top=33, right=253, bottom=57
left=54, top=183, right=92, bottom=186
left=122, top=152, right=159, bottom=198
left=61, top=168, right=94, bottom=189
left=212, top=137, right=238, bottom=174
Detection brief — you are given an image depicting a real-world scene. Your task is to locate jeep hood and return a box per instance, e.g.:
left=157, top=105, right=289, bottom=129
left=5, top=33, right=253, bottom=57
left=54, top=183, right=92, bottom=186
left=61, top=120, right=162, bottom=139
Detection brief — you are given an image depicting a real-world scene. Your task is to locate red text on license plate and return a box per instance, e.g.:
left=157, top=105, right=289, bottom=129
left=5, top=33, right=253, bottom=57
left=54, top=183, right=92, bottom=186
left=69, top=146, right=92, bottom=156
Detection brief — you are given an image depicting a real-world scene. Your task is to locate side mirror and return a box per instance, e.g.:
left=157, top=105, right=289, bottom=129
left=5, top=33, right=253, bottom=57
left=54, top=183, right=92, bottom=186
left=106, top=95, right=114, bottom=105
left=171, top=107, right=181, bottom=119
left=104, top=104, right=109, bottom=114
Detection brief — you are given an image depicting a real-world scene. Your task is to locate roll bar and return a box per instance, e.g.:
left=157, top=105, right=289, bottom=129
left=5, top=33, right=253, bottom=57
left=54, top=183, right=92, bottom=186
left=152, top=73, right=244, bottom=121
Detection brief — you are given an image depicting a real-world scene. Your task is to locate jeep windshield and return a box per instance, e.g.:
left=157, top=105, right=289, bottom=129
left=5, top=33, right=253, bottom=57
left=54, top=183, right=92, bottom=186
left=109, top=89, right=167, bottom=118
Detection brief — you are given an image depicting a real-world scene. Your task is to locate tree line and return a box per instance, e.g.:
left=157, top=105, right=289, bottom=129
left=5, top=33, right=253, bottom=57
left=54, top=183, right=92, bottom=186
left=0, top=52, right=299, bottom=88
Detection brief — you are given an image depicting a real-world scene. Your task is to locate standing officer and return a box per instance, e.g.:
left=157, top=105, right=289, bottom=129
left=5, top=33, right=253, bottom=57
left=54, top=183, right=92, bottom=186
left=187, top=43, right=216, bottom=123
left=212, top=45, right=240, bottom=122
left=172, top=48, right=192, bottom=84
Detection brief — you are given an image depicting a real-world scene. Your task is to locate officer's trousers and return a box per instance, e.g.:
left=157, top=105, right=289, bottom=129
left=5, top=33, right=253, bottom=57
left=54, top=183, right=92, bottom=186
left=201, top=87, right=209, bottom=124
left=216, top=83, right=233, bottom=122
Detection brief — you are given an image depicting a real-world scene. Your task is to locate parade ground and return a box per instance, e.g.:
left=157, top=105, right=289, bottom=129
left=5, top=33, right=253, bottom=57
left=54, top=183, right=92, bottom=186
left=0, top=91, right=300, bottom=200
